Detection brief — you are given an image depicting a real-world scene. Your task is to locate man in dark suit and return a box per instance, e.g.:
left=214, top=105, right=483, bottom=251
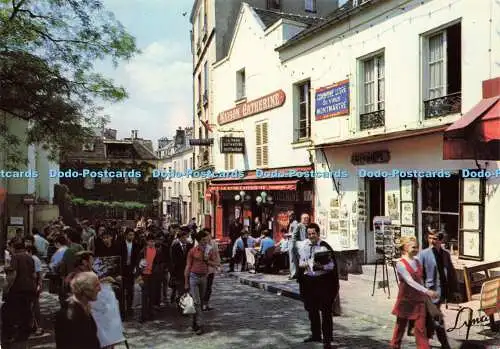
left=298, top=223, right=340, bottom=349
left=169, top=228, right=193, bottom=306
left=120, top=228, right=140, bottom=317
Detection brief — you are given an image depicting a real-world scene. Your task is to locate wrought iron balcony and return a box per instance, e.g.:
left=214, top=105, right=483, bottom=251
left=424, top=92, right=461, bottom=119
left=359, top=110, right=385, bottom=130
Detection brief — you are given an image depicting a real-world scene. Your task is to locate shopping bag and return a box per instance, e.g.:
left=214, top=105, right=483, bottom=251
left=179, top=293, right=196, bottom=315
left=132, top=282, right=142, bottom=308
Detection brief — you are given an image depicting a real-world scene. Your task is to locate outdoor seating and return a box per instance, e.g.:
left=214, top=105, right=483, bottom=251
left=463, top=261, right=500, bottom=301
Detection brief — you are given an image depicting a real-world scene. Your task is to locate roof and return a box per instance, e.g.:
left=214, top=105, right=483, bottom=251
left=276, top=0, right=380, bottom=51
left=251, top=7, right=325, bottom=29
left=315, top=124, right=451, bottom=149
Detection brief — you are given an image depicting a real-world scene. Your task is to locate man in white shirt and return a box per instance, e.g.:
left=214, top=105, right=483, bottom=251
left=298, top=223, right=339, bottom=349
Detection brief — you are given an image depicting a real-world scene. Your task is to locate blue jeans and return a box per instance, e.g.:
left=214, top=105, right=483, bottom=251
left=189, top=272, right=207, bottom=327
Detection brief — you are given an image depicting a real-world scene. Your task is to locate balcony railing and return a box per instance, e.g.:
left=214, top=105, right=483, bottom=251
left=359, top=110, right=385, bottom=130
left=424, top=92, right=461, bottom=119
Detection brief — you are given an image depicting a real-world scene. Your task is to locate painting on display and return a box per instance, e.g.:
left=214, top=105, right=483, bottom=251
left=463, top=178, right=481, bottom=203
left=401, top=202, right=414, bottom=225
left=387, top=193, right=400, bottom=222
left=462, top=205, right=480, bottom=230
left=401, top=180, right=413, bottom=201
left=401, top=226, right=416, bottom=237
left=317, top=209, right=328, bottom=238
left=463, top=231, right=480, bottom=257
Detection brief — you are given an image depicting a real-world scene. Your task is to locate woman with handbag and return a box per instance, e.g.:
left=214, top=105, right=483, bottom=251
left=391, top=236, right=439, bottom=349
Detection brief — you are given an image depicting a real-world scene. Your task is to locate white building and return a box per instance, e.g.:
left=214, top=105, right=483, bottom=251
left=190, top=0, right=340, bottom=233
left=1, top=114, right=59, bottom=250
left=208, top=3, right=329, bottom=239
left=157, top=128, right=194, bottom=225
left=274, top=0, right=500, bottom=263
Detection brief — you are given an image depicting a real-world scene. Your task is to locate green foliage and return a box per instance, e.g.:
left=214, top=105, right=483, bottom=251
left=71, top=197, right=146, bottom=210
left=0, top=0, right=139, bottom=168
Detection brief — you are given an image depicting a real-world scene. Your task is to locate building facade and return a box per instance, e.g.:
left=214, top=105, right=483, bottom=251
left=208, top=3, right=334, bottom=240
left=1, top=114, right=59, bottom=251
left=157, top=128, right=194, bottom=225
left=274, top=0, right=500, bottom=263
left=61, top=129, right=159, bottom=220
left=189, top=0, right=339, bottom=233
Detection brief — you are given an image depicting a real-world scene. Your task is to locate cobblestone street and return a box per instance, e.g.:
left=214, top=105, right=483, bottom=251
left=25, top=274, right=397, bottom=349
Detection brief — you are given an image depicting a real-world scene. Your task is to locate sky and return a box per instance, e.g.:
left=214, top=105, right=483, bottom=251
left=99, top=0, right=194, bottom=147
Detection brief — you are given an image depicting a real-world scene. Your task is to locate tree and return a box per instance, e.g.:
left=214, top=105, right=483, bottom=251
left=0, top=0, right=139, bottom=168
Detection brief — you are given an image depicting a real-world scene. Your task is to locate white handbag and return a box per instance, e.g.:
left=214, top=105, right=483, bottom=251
left=179, top=293, right=196, bottom=315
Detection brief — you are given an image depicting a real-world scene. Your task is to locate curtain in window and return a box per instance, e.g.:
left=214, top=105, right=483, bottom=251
left=428, top=33, right=444, bottom=99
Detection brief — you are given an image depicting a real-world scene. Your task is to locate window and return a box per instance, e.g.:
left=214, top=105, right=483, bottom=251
left=203, top=62, right=208, bottom=106
left=197, top=73, right=202, bottom=111
left=421, top=176, right=460, bottom=253
left=423, top=22, right=461, bottom=118
left=267, top=0, right=281, bottom=10
left=295, top=80, right=311, bottom=140
left=305, top=0, right=316, bottom=12
left=224, top=154, right=234, bottom=170
left=236, top=68, right=246, bottom=100
left=256, top=121, right=268, bottom=167
left=82, top=143, right=95, bottom=152
left=359, top=53, right=385, bottom=130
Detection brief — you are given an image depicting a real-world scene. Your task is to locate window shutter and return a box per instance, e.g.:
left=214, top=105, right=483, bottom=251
left=256, top=123, right=262, bottom=167
left=262, top=122, right=268, bottom=166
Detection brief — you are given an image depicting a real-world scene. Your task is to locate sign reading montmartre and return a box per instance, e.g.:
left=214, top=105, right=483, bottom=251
left=217, top=90, right=286, bottom=125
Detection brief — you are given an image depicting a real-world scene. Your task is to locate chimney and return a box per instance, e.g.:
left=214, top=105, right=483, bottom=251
left=175, top=128, right=185, bottom=146
left=131, top=130, right=138, bottom=139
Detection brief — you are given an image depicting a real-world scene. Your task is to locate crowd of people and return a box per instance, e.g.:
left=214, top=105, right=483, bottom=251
left=1, top=211, right=462, bottom=349
left=1, top=215, right=222, bottom=348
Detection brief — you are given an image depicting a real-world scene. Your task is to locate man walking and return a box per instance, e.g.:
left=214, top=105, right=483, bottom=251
left=120, top=228, right=140, bottom=317
left=417, top=230, right=459, bottom=349
left=298, top=223, right=339, bottom=349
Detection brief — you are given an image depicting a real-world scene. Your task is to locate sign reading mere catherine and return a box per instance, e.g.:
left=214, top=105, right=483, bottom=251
left=315, top=80, right=349, bottom=121
left=217, top=90, right=286, bottom=125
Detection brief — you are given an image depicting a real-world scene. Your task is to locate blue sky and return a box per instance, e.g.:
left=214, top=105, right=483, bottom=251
left=99, top=0, right=194, bottom=146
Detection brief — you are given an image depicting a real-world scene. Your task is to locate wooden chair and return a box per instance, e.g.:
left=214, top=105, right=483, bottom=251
left=478, top=278, right=500, bottom=331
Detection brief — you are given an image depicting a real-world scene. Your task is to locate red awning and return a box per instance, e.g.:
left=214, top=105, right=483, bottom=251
left=443, top=96, right=500, bottom=160
left=209, top=180, right=298, bottom=192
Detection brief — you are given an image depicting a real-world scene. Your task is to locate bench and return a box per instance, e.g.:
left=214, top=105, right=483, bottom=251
left=463, top=261, right=500, bottom=301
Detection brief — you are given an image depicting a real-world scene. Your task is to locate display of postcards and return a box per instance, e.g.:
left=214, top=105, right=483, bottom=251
left=329, top=221, right=339, bottom=231
left=330, top=209, right=339, bottom=219
left=351, top=218, right=357, bottom=228
left=358, top=215, right=366, bottom=222
left=352, top=201, right=357, bottom=214
left=340, top=228, right=349, bottom=237
left=358, top=208, right=365, bottom=216
left=339, top=219, right=348, bottom=228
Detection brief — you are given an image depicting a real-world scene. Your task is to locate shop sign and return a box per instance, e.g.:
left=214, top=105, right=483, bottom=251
left=315, top=80, right=349, bottom=121
left=220, top=137, right=245, bottom=153
left=351, top=150, right=390, bottom=165
left=217, top=90, right=286, bottom=125
left=189, top=138, right=214, bottom=146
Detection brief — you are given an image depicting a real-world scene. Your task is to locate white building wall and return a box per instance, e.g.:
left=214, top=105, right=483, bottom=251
left=212, top=5, right=311, bottom=171
left=278, top=0, right=494, bottom=144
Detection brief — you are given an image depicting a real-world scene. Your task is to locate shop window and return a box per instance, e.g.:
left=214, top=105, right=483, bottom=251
left=421, top=176, right=459, bottom=252
left=359, top=52, right=385, bottom=130
left=294, top=79, right=311, bottom=141
left=255, top=121, right=268, bottom=167
left=422, top=22, right=461, bottom=119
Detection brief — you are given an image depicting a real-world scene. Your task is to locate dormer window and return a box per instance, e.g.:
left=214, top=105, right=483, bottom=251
left=82, top=143, right=95, bottom=152
left=267, top=0, right=281, bottom=10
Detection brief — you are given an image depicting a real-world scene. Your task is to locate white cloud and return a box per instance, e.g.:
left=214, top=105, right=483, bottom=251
left=103, top=40, right=193, bottom=145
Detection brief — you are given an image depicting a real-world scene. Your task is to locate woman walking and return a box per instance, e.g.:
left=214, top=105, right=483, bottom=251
left=391, top=236, right=438, bottom=349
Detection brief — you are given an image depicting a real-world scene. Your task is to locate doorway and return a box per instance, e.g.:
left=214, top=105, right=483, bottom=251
left=368, top=178, right=385, bottom=225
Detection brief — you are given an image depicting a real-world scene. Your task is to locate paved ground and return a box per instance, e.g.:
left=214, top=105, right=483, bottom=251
left=21, top=274, right=397, bottom=349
